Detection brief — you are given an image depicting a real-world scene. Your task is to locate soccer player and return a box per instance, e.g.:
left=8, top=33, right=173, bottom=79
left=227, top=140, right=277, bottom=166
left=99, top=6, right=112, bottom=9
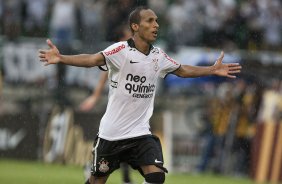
left=39, top=6, right=241, bottom=184
left=80, top=26, right=133, bottom=184
left=79, top=23, right=131, bottom=111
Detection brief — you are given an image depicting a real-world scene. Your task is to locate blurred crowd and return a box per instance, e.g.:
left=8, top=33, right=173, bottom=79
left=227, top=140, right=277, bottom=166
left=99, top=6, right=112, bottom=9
left=196, top=78, right=282, bottom=175
left=0, top=0, right=282, bottom=52
left=0, top=0, right=282, bottom=177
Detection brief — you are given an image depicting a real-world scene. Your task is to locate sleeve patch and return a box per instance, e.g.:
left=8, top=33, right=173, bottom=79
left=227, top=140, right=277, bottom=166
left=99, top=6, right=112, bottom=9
left=104, top=44, right=126, bottom=56
left=161, top=50, right=178, bottom=65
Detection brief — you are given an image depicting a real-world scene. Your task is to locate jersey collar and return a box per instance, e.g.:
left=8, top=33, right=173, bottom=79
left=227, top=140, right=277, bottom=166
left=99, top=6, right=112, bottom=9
left=127, top=38, right=154, bottom=56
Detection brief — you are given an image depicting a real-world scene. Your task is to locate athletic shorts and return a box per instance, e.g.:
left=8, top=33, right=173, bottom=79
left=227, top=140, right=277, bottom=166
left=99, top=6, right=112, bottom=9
left=90, top=134, right=168, bottom=177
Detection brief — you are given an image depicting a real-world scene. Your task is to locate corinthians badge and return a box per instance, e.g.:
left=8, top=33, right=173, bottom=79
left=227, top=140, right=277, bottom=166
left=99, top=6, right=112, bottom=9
left=98, top=158, right=109, bottom=173
left=153, top=59, right=159, bottom=71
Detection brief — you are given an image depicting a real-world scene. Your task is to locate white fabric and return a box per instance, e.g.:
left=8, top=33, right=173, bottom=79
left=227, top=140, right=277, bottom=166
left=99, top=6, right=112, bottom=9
left=98, top=41, right=180, bottom=140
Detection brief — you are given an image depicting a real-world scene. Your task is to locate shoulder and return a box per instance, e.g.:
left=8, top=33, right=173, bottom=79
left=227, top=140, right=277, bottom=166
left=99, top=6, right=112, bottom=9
left=103, top=41, right=128, bottom=56
left=151, top=47, right=161, bottom=55
left=153, top=47, right=180, bottom=66
left=150, top=47, right=169, bottom=57
left=152, top=47, right=174, bottom=60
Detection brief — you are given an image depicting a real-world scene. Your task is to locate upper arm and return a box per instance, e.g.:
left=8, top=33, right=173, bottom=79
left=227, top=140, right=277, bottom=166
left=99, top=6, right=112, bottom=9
left=172, top=65, right=185, bottom=77
left=158, top=49, right=181, bottom=78
left=101, top=42, right=126, bottom=70
left=91, top=53, right=106, bottom=66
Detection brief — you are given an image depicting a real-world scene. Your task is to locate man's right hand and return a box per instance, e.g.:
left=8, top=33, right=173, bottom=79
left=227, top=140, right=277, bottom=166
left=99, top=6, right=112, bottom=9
left=39, top=39, right=61, bottom=66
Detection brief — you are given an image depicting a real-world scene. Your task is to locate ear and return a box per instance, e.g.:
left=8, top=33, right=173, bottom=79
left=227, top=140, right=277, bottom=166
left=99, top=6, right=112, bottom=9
left=131, top=23, right=139, bottom=32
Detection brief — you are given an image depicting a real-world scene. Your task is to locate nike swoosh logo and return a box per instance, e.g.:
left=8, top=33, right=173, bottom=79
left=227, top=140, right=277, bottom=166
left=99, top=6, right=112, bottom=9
left=8, top=129, right=26, bottom=149
left=130, top=60, right=139, bottom=64
left=155, top=159, right=163, bottom=163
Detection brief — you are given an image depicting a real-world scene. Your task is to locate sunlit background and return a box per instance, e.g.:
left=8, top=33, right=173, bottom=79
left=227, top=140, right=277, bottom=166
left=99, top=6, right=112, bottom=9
left=0, top=0, right=281, bottom=184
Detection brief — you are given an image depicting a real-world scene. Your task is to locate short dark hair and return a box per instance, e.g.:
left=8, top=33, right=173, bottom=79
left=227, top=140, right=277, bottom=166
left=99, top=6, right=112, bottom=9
left=128, top=6, right=149, bottom=33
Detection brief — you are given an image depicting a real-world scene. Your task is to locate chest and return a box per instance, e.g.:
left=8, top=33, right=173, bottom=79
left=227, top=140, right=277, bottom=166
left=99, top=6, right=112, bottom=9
left=121, top=51, right=161, bottom=78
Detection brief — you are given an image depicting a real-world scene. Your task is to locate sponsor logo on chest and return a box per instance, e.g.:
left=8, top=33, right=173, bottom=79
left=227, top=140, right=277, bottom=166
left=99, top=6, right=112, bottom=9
left=125, top=73, right=155, bottom=99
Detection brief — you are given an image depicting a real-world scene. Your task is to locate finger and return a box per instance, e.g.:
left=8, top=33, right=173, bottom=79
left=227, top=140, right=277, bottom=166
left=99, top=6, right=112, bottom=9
left=39, top=54, right=45, bottom=58
left=228, top=63, right=240, bottom=66
left=227, top=74, right=236, bottom=79
left=229, top=65, right=242, bottom=70
left=230, top=64, right=242, bottom=68
left=44, top=62, right=51, bottom=66
left=46, top=39, right=55, bottom=49
left=39, top=49, right=46, bottom=54
left=228, top=70, right=241, bottom=74
left=228, top=63, right=241, bottom=68
left=217, top=51, right=224, bottom=62
left=40, top=58, right=47, bottom=62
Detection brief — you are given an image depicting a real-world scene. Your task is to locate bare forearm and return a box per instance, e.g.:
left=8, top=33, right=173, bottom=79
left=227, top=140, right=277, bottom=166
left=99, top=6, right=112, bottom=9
left=174, top=65, right=215, bottom=78
left=60, top=53, right=104, bottom=67
left=91, top=72, right=108, bottom=98
left=80, top=72, right=108, bottom=111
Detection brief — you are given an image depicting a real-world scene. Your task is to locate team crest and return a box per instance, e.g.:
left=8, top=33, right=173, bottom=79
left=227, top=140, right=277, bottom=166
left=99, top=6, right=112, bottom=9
left=98, top=158, right=109, bottom=173
left=151, top=48, right=159, bottom=54
left=153, top=59, right=159, bottom=71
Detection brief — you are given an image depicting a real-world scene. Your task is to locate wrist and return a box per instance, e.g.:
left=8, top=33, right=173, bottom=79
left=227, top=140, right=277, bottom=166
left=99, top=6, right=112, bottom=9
left=210, top=65, right=216, bottom=75
left=58, top=55, right=64, bottom=64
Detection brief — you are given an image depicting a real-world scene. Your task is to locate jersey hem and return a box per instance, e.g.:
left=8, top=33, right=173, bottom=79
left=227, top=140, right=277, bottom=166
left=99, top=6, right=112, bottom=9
left=98, top=132, right=152, bottom=141
left=99, top=52, right=109, bottom=71
left=163, top=64, right=181, bottom=79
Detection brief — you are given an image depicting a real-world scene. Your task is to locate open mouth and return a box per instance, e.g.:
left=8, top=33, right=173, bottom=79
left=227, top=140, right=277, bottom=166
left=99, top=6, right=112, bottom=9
left=152, top=31, right=158, bottom=37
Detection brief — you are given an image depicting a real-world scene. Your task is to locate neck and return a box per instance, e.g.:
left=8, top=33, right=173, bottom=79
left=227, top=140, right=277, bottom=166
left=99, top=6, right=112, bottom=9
left=132, top=35, right=151, bottom=54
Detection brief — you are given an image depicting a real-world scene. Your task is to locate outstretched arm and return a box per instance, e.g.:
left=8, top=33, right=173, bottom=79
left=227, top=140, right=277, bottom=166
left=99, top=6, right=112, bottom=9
left=79, top=72, right=108, bottom=112
left=173, top=51, right=241, bottom=78
left=38, top=39, right=105, bottom=67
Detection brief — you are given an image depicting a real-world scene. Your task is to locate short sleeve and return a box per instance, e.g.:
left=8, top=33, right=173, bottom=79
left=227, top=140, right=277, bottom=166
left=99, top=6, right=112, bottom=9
left=101, top=42, right=126, bottom=70
left=159, top=49, right=181, bottom=78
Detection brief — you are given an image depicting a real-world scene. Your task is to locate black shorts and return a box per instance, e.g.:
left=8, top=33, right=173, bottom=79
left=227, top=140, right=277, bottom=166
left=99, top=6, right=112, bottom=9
left=91, top=134, right=168, bottom=177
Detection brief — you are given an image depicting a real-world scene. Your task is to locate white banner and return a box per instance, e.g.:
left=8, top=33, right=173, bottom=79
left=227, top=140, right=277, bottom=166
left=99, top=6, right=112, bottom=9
left=1, top=42, right=105, bottom=89
left=2, top=42, right=56, bottom=83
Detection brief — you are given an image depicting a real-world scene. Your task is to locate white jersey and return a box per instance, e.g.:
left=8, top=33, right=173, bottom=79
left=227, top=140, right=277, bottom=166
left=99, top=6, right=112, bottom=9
left=99, top=39, right=180, bottom=140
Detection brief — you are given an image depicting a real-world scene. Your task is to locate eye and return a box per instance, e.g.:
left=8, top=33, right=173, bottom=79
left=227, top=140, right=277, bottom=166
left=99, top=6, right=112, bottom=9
left=147, top=18, right=158, bottom=24
left=147, top=18, right=154, bottom=23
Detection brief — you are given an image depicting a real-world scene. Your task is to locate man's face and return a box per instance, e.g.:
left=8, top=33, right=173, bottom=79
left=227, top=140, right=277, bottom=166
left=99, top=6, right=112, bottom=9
left=136, top=9, right=159, bottom=43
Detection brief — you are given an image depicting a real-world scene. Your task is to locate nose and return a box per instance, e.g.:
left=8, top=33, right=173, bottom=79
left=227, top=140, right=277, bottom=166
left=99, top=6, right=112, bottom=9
left=154, top=21, right=159, bottom=29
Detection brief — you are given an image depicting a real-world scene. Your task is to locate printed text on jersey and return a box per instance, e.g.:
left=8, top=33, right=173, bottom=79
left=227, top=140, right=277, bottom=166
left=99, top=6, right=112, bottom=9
left=125, top=74, right=155, bottom=98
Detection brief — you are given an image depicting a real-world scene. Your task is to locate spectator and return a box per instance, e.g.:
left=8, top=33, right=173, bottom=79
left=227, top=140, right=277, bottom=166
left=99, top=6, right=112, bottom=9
left=24, top=0, right=48, bottom=37
left=79, top=0, right=105, bottom=45
left=0, top=0, right=3, bottom=34
left=202, top=0, right=227, bottom=47
left=49, top=0, right=78, bottom=45
left=257, top=79, right=282, bottom=123
left=2, top=0, right=23, bottom=41
left=262, top=1, right=282, bottom=50
left=239, top=0, right=264, bottom=50
left=166, top=0, right=190, bottom=52
left=103, top=0, right=147, bottom=42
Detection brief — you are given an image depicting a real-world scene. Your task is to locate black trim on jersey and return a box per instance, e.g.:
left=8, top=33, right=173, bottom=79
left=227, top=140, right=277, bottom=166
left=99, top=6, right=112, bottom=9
left=164, top=64, right=182, bottom=79
left=127, top=38, right=154, bottom=56
left=110, top=80, right=118, bottom=88
left=99, top=65, right=108, bottom=71
left=99, top=52, right=109, bottom=71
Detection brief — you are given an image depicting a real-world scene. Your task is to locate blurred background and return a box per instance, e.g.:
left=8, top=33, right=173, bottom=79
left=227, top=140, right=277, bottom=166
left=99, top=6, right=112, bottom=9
left=0, top=0, right=282, bottom=184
